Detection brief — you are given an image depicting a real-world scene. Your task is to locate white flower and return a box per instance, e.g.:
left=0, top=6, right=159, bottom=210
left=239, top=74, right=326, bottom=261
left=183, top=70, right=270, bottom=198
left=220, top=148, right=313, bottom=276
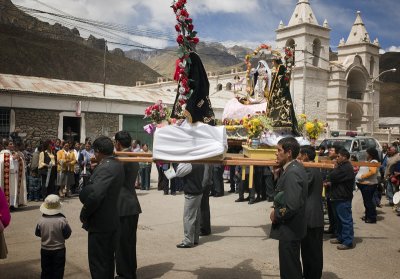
left=179, top=86, right=186, bottom=94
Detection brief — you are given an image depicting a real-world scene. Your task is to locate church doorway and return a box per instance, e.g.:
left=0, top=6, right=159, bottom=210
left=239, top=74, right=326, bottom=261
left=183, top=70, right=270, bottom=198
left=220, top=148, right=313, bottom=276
left=346, top=102, right=363, bottom=131
left=62, top=116, right=81, bottom=144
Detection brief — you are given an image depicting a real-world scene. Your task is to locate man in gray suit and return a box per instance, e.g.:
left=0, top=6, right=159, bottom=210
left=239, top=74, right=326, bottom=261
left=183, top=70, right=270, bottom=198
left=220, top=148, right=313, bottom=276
left=114, top=131, right=142, bottom=279
left=79, top=136, right=124, bottom=279
left=270, top=137, right=308, bottom=279
left=299, top=146, right=324, bottom=279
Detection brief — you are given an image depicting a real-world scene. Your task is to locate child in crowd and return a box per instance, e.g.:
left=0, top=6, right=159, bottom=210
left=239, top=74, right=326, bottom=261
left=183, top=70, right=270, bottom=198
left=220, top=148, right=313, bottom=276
left=28, top=169, right=41, bottom=202
left=35, top=195, right=72, bottom=279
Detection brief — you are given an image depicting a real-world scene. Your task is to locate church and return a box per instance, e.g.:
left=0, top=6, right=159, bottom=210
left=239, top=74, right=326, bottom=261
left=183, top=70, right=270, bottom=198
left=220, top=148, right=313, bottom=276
left=160, top=0, right=383, bottom=137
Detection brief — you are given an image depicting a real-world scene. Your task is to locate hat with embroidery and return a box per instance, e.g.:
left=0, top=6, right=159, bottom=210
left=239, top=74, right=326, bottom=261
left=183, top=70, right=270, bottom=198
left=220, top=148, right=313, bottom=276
left=40, top=194, right=63, bottom=215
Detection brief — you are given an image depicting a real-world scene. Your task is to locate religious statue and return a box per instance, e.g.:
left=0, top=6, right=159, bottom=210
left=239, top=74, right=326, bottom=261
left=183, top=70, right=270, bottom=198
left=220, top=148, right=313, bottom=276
left=266, top=52, right=299, bottom=136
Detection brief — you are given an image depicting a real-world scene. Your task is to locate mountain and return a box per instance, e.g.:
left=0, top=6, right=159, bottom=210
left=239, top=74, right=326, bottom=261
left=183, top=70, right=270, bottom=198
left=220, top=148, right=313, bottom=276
left=125, top=42, right=251, bottom=79
left=0, top=0, right=161, bottom=85
left=379, top=52, right=400, bottom=117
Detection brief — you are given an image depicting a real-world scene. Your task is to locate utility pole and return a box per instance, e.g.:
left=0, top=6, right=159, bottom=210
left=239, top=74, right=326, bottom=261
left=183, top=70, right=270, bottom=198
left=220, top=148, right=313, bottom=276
left=103, top=40, right=107, bottom=97
left=302, top=47, right=307, bottom=114
left=370, top=68, right=396, bottom=135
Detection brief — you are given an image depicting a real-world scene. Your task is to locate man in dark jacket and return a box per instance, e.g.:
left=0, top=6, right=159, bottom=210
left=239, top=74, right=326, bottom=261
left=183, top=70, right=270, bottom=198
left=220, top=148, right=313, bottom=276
left=175, top=163, right=205, bottom=248
left=79, top=136, right=124, bottom=279
left=270, top=137, right=308, bottom=279
left=114, top=131, right=142, bottom=279
left=299, top=146, right=324, bottom=279
left=328, top=148, right=355, bottom=250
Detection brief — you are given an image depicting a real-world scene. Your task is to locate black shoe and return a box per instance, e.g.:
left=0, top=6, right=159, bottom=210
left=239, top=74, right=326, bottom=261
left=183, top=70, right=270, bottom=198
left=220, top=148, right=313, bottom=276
left=200, top=231, right=210, bottom=236
left=228, top=189, right=235, bottom=193
left=209, top=192, right=216, bottom=197
left=194, top=242, right=199, bottom=246
left=323, top=229, right=334, bottom=234
left=267, top=197, right=274, bottom=202
left=360, top=216, right=366, bottom=221
left=176, top=243, right=192, bottom=248
left=244, top=197, right=250, bottom=201
left=365, top=219, right=376, bottom=224
left=248, top=199, right=255, bottom=205
left=214, top=193, right=223, bottom=197
left=235, top=198, right=245, bottom=202
left=255, top=197, right=261, bottom=202
left=260, top=197, right=267, bottom=201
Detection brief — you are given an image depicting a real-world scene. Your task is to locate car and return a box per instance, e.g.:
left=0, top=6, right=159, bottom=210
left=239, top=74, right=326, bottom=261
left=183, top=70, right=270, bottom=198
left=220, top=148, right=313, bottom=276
left=318, top=135, right=382, bottom=161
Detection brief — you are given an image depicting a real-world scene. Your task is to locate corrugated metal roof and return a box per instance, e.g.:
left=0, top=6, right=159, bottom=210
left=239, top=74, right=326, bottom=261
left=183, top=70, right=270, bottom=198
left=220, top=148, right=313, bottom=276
left=0, top=74, right=235, bottom=109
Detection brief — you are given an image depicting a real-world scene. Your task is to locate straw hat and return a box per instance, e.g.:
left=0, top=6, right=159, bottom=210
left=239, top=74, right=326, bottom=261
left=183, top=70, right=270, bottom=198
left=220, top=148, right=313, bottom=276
left=40, top=194, right=63, bottom=215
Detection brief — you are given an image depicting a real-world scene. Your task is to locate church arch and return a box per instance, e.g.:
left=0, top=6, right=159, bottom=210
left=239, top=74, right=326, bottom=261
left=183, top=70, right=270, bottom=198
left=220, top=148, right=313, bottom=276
left=347, top=69, right=367, bottom=100
left=312, top=38, right=321, bottom=67
left=369, top=56, right=375, bottom=77
left=354, top=55, right=363, bottom=66
left=285, top=38, right=295, bottom=49
left=346, top=102, right=363, bottom=131
left=217, top=84, right=223, bottom=91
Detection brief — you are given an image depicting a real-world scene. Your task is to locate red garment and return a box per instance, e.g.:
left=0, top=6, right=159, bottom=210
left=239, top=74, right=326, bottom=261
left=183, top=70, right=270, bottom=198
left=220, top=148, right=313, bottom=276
left=0, top=187, right=11, bottom=228
left=173, top=59, right=181, bottom=81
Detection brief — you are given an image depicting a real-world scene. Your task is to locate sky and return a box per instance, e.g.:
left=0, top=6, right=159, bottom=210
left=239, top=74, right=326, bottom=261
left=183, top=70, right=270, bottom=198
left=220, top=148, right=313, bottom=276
left=12, top=0, right=400, bottom=53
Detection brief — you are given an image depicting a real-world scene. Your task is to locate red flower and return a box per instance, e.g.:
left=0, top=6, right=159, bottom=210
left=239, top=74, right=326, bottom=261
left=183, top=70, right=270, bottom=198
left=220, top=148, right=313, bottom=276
left=176, top=34, right=184, bottom=44
left=175, top=24, right=181, bottom=32
left=191, top=37, right=199, bottom=44
left=186, top=18, right=192, bottom=23
left=180, top=9, right=188, bottom=17
left=179, top=99, right=186, bottom=105
left=187, top=24, right=194, bottom=31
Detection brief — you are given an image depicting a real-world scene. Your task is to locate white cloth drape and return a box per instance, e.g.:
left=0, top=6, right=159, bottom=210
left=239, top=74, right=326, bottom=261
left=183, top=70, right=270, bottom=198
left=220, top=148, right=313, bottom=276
left=153, top=121, right=227, bottom=161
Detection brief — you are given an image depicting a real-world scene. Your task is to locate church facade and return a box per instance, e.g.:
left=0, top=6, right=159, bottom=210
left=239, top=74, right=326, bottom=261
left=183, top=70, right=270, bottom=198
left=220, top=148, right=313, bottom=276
left=172, top=0, right=382, bottom=135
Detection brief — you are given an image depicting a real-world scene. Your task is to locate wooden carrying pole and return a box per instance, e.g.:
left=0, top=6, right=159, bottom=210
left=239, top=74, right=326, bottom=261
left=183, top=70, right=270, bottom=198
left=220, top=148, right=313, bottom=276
left=114, top=152, right=380, bottom=169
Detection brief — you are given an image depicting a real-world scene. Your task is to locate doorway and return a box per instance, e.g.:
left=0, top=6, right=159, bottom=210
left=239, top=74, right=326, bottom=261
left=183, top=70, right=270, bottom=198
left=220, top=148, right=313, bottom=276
left=63, top=116, right=81, bottom=144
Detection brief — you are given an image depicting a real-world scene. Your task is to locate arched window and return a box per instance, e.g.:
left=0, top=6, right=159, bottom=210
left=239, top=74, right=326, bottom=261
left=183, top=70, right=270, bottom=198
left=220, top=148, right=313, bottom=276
left=226, top=82, right=232, bottom=91
left=312, top=38, right=321, bottom=67
left=286, top=38, right=295, bottom=49
left=217, top=84, right=223, bottom=91
left=369, top=56, right=375, bottom=77
left=347, top=70, right=367, bottom=100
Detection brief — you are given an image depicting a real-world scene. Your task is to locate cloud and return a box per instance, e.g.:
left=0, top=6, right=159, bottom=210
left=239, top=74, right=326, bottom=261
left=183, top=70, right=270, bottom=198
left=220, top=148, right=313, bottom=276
left=386, top=46, right=400, bottom=52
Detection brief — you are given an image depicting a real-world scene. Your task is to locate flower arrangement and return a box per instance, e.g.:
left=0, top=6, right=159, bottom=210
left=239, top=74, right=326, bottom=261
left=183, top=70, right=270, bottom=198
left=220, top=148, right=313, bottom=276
left=297, top=114, right=325, bottom=140
left=144, top=100, right=169, bottom=124
left=242, top=113, right=273, bottom=139
left=304, top=119, right=325, bottom=140
left=171, top=0, right=199, bottom=114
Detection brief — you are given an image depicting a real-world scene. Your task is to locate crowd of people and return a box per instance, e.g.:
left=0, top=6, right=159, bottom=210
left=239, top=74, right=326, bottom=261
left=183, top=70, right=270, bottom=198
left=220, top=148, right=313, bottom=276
left=1, top=133, right=400, bottom=278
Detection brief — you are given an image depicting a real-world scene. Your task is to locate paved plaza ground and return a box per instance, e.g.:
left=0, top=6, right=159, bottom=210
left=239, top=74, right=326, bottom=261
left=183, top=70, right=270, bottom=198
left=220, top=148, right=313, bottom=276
left=2, top=170, right=400, bottom=279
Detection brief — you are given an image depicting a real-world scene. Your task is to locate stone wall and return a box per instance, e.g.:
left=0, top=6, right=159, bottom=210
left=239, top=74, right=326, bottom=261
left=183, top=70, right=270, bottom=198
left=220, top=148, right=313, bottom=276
left=14, top=108, right=59, bottom=147
left=85, top=113, right=119, bottom=141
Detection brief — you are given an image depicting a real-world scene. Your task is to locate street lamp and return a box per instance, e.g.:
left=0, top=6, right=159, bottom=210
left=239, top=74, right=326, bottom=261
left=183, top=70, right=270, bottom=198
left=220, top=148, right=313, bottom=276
left=370, top=68, right=397, bottom=135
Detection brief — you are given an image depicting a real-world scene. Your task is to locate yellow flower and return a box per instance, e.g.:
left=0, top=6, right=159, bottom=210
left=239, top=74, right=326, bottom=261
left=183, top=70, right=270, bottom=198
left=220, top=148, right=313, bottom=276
left=299, top=114, right=307, bottom=119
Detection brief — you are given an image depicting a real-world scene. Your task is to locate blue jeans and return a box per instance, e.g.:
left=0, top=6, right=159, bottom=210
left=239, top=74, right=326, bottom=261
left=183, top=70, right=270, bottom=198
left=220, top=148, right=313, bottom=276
left=358, top=183, right=377, bottom=222
left=140, top=166, right=151, bottom=190
left=333, top=200, right=354, bottom=247
left=386, top=181, right=395, bottom=203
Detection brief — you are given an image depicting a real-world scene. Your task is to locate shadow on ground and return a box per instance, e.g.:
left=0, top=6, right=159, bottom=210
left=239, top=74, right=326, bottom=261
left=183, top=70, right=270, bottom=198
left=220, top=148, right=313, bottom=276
left=137, top=262, right=174, bottom=279
left=323, top=271, right=343, bottom=278
left=174, top=259, right=275, bottom=279
left=0, top=258, right=41, bottom=279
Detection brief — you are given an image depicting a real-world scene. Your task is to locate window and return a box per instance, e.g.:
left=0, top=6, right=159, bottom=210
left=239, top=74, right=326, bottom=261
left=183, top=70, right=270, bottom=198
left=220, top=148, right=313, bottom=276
left=0, top=109, right=10, bottom=139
